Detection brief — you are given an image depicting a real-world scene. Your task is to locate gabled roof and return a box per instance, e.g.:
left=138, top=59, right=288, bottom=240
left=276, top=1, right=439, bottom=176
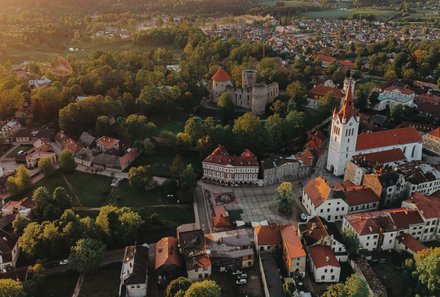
left=345, top=211, right=395, bottom=235
left=352, top=149, right=406, bottom=165
left=384, top=86, right=415, bottom=95
left=280, top=225, right=306, bottom=259
left=212, top=67, right=231, bottom=82
left=186, top=253, right=211, bottom=271
left=299, top=216, right=329, bottom=246
left=96, top=136, right=119, bottom=149
left=396, top=233, right=426, bottom=253
left=155, top=237, right=182, bottom=269
left=212, top=206, right=232, bottom=230
left=356, top=127, right=422, bottom=151
left=3, top=197, right=34, bottom=211
left=309, top=245, right=340, bottom=268
left=337, top=187, right=380, bottom=207
left=427, top=127, right=440, bottom=138
left=255, top=225, right=282, bottom=246
left=385, top=208, right=424, bottom=230
left=404, top=192, right=440, bottom=219
left=303, top=177, right=332, bottom=207
left=122, top=244, right=149, bottom=285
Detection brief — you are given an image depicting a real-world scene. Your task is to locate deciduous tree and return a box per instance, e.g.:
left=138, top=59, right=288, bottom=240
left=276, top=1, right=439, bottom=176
left=68, top=238, right=106, bottom=273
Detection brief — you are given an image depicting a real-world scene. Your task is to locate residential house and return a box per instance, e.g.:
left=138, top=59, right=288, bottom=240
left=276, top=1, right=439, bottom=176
left=0, top=229, right=19, bottom=270
left=155, top=237, right=182, bottom=287
left=308, top=245, right=341, bottom=283
left=260, top=155, right=306, bottom=186
left=280, top=225, right=306, bottom=276
left=254, top=225, right=282, bottom=253
left=78, top=132, right=96, bottom=148
left=316, top=54, right=336, bottom=68
left=373, top=86, right=416, bottom=111
left=402, top=192, right=440, bottom=242
left=362, top=171, right=406, bottom=208
left=15, top=127, right=54, bottom=143
left=302, top=177, right=348, bottom=222
left=299, top=216, right=348, bottom=262
left=202, top=145, right=259, bottom=186
left=385, top=208, right=425, bottom=241
left=395, top=233, right=427, bottom=257
left=92, top=151, right=138, bottom=171
left=33, top=139, right=52, bottom=152
left=1, top=198, right=33, bottom=217
left=176, top=224, right=212, bottom=281
left=333, top=180, right=380, bottom=214
left=422, top=127, right=440, bottom=155
left=342, top=211, right=397, bottom=252
left=96, top=136, right=120, bottom=152
left=119, top=244, right=149, bottom=297
left=307, top=85, right=344, bottom=110
left=25, top=151, right=57, bottom=168
left=74, top=148, right=94, bottom=167
left=212, top=206, right=232, bottom=231
left=1, top=120, right=21, bottom=142
left=344, top=149, right=407, bottom=185
left=205, top=229, right=254, bottom=271
left=396, top=162, right=440, bottom=196
left=55, top=132, right=79, bottom=153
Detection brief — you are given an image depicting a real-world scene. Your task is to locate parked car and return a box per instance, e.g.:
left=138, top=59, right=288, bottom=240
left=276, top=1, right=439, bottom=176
left=237, top=274, right=247, bottom=279
left=232, top=270, right=243, bottom=275
left=236, top=278, right=247, bottom=285
left=59, top=259, right=69, bottom=265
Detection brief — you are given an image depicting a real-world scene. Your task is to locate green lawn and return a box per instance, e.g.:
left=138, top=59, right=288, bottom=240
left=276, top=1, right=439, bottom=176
left=151, top=111, right=189, bottom=136
left=37, top=271, right=78, bottom=297
left=79, top=264, right=121, bottom=297
left=130, top=150, right=202, bottom=177
left=5, top=145, right=33, bottom=158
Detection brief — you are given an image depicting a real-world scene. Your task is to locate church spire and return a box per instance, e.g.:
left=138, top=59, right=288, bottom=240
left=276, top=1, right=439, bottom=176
left=337, top=79, right=355, bottom=121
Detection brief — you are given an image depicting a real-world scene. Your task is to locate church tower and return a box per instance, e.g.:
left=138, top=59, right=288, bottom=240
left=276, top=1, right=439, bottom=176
left=326, top=80, right=360, bottom=176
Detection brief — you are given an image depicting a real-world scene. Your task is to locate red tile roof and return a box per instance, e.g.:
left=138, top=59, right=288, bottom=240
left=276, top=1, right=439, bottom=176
left=212, top=67, right=231, bottom=82
left=119, top=150, right=138, bottom=166
left=203, top=145, right=258, bottom=167
left=417, top=93, right=440, bottom=104
left=345, top=211, right=395, bottom=235
left=317, top=55, right=336, bottom=63
left=155, top=237, right=182, bottom=269
left=303, top=177, right=332, bottom=207
left=339, top=187, right=380, bottom=207
left=339, top=60, right=355, bottom=69
left=406, top=192, right=440, bottom=219
left=96, top=136, right=120, bottom=149
left=308, top=85, right=344, bottom=98
left=296, top=149, right=315, bottom=167
left=428, top=127, right=440, bottom=138
left=281, top=225, right=306, bottom=259
left=385, top=208, right=424, bottom=230
left=212, top=206, right=232, bottom=230
left=396, top=233, right=426, bottom=253
left=356, top=127, right=422, bottom=151
left=384, top=86, right=415, bottom=95
left=352, top=149, right=406, bottom=164
left=309, top=245, right=340, bottom=268
left=3, top=197, right=34, bottom=210
left=255, top=225, right=282, bottom=246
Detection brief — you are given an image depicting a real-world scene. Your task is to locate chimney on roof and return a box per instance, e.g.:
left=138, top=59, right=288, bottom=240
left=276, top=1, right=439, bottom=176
left=325, top=256, right=329, bottom=262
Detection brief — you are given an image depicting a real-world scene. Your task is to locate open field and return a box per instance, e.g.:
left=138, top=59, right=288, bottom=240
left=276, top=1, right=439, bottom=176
left=79, top=264, right=121, bottom=297
left=37, top=271, right=78, bottom=297
left=0, top=40, right=182, bottom=64
left=259, top=0, right=315, bottom=7
left=5, top=145, right=33, bottom=158
left=300, top=8, right=397, bottom=19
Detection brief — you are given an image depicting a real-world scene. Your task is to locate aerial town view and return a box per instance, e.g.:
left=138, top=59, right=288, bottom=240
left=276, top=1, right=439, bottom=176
left=0, top=0, right=440, bottom=296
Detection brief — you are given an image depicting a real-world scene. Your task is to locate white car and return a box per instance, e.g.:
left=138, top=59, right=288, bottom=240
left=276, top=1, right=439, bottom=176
left=59, top=259, right=69, bottom=265
left=232, top=270, right=243, bottom=275
left=236, top=278, right=247, bottom=285
left=238, top=274, right=247, bottom=279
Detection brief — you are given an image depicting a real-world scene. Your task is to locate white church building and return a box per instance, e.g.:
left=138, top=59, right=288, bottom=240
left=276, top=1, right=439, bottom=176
left=326, top=80, right=423, bottom=176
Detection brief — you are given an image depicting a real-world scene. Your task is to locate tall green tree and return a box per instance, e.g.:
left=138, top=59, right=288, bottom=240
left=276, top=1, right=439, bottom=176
left=38, top=156, right=55, bottom=176
left=322, top=274, right=368, bottom=297
left=274, top=182, right=294, bottom=215
left=68, top=238, right=106, bottom=273
left=128, top=166, right=153, bottom=190
left=166, top=277, right=193, bottom=297
left=286, top=81, right=307, bottom=107
left=415, top=248, right=440, bottom=295
left=59, top=149, right=77, bottom=173
left=0, top=279, right=26, bottom=297
left=342, top=229, right=360, bottom=256
left=184, top=280, right=221, bottom=297
left=217, top=92, right=235, bottom=125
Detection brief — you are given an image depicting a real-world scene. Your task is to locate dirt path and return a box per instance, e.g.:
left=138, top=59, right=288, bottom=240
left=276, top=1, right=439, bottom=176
left=62, top=174, right=83, bottom=207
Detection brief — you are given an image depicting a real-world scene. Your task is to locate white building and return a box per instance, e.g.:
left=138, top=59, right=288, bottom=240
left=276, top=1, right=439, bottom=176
left=373, top=86, right=416, bottom=111
left=260, top=155, right=311, bottom=186
left=202, top=145, right=259, bottom=185
left=308, top=245, right=341, bottom=283
left=326, top=80, right=422, bottom=176
left=211, top=68, right=279, bottom=115
left=119, top=244, right=149, bottom=297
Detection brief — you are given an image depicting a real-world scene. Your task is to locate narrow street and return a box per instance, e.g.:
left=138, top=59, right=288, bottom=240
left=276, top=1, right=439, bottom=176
left=194, top=184, right=211, bottom=232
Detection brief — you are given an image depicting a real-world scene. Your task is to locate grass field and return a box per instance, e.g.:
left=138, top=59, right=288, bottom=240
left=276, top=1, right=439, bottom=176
left=37, top=271, right=78, bottom=297
left=5, top=144, right=33, bottom=158
left=79, top=264, right=121, bottom=297
left=300, top=8, right=397, bottom=19
left=151, top=111, right=189, bottom=137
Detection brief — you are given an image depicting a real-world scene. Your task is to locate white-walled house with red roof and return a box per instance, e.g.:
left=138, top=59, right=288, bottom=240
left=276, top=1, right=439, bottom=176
left=373, top=85, right=416, bottom=111
left=326, top=79, right=423, bottom=176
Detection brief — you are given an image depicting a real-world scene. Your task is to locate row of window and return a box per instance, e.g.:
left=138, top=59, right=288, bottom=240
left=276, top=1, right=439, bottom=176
left=203, top=164, right=258, bottom=173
